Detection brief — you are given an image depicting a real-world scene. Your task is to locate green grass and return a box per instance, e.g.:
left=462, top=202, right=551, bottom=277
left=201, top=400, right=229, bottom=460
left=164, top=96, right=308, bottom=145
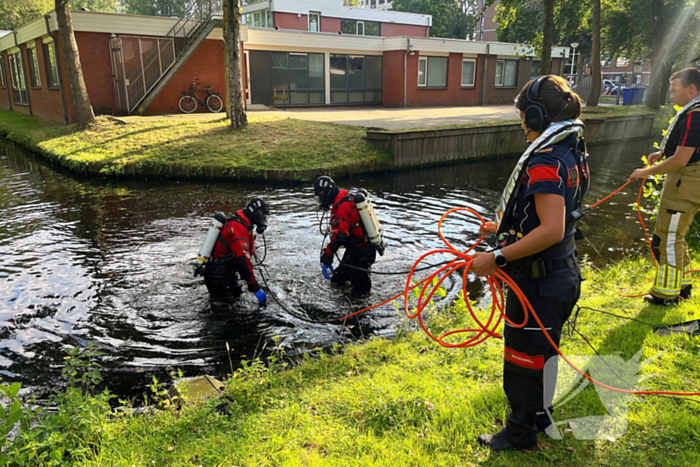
left=0, top=110, right=392, bottom=180
left=73, top=253, right=700, bottom=466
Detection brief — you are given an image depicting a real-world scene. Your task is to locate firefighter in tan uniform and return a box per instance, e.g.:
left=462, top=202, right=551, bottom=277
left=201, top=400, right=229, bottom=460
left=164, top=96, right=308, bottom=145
left=630, top=68, right=700, bottom=304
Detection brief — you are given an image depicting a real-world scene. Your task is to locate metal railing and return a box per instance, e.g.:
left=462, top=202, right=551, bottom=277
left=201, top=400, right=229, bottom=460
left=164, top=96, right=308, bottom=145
left=119, top=0, right=223, bottom=114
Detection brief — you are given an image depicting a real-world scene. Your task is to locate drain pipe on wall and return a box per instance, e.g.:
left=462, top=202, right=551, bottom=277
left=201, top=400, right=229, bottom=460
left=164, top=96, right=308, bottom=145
left=403, top=38, right=412, bottom=108
left=14, top=32, right=32, bottom=116
left=45, top=15, right=68, bottom=125
left=480, top=43, right=490, bottom=105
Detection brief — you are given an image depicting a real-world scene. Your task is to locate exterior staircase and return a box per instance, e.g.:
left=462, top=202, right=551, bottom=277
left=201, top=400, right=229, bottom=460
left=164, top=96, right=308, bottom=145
left=115, top=0, right=223, bottom=115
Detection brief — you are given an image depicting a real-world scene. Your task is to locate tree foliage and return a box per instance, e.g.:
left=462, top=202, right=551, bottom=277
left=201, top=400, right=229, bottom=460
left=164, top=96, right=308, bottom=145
left=122, top=0, right=189, bottom=17
left=393, top=0, right=480, bottom=39
left=0, top=0, right=116, bottom=31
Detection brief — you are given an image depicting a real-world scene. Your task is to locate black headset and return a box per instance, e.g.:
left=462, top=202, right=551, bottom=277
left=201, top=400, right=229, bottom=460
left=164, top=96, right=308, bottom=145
left=524, top=75, right=554, bottom=133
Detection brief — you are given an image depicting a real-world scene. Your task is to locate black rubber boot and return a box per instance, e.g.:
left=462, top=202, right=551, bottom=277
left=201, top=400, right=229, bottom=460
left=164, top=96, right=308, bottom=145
left=643, top=294, right=679, bottom=306
left=681, top=285, right=692, bottom=300
left=477, top=428, right=537, bottom=452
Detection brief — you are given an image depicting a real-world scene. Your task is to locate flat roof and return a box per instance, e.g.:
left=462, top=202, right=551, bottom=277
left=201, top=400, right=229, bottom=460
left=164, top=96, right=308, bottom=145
left=243, top=0, right=431, bottom=26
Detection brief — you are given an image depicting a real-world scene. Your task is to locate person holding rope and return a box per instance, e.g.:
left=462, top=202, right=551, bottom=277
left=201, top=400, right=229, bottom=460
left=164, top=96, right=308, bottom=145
left=630, top=68, right=700, bottom=305
left=202, top=198, right=269, bottom=305
left=313, top=176, right=377, bottom=296
left=470, top=76, right=589, bottom=451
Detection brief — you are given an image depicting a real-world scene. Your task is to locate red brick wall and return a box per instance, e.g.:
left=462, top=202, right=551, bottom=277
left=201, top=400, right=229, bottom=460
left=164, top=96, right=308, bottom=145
left=0, top=52, right=10, bottom=111
left=23, top=39, right=67, bottom=122
left=381, top=23, right=428, bottom=38
left=381, top=50, right=404, bottom=106
left=74, top=31, right=117, bottom=115
left=321, top=17, right=341, bottom=33
left=274, top=12, right=309, bottom=31
left=382, top=51, right=482, bottom=107
left=145, top=39, right=227, bottom=114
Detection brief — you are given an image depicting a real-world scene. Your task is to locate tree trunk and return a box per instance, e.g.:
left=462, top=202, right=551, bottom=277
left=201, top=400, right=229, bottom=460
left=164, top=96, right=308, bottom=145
left=223, top=0, right=247, bottom=129
left=587, top=0, right=601, bottom=107
left=646, top=0, right=667, bottom=109
left=540, top=0, right=555, bottom=74
left=55, top=0, right=95, bottom=127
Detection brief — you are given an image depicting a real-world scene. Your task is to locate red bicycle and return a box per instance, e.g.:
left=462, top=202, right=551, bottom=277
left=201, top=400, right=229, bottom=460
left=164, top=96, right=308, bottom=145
left=179, top=78, right=223, bottom=113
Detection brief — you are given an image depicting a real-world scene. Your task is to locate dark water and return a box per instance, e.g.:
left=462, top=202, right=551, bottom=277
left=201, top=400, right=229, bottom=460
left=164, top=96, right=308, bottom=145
left=0, top=138, right=654, bottom=398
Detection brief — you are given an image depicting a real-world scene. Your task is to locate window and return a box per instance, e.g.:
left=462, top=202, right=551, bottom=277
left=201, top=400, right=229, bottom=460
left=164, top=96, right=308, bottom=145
left=418, top=56, right=448, bottom=88
left=43, top=42, right=59, bottom=89
left=364, top=21, right=380, bottom=36
left=309, top=12, right=320, bottom=32
left=341, top=20, right=357, bottom=34
left=247, top=9, right=273, bottom=28
left=9, top=52, right=28, bottom=104
left=530, top=60, right=541, bottom=80
left=271, top=52, right=325, bottom=105
left=495, top=59, right=518, bottom=87
left=616, top=57, right=629, bottom=68
left=0, top=57, right=6, bottom=88
left=331, top=54, right=382, bottom=104
left=27, top=46, right=41, bottom=88
left=461, top=58, right=476, bottom=87
left=340, top=19, right=379, bottom=36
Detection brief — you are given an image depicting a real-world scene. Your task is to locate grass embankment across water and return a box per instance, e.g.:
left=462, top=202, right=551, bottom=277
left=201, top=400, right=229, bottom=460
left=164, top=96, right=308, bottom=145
left=0, top=110, right=392, bottom=182
left=5, top=253, right=692, bottom=466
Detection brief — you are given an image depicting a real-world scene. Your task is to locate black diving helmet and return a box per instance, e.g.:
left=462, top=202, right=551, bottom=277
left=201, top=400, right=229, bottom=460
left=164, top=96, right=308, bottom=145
left=313, top=176, right=339, bottom=210
left=246, top=198, right=270, bottom=234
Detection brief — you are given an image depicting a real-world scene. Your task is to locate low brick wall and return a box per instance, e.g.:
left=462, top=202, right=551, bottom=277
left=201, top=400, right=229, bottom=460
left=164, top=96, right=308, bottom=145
left=368, top=114, right=656, bottom=169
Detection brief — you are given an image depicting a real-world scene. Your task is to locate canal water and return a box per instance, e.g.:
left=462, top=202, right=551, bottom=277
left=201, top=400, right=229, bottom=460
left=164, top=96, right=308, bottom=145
left=0, top=137, right=654, bottom=398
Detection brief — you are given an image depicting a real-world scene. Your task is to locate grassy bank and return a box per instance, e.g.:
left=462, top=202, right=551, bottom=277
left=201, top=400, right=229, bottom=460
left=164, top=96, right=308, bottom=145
left=4, top=253, right=698, bottom=466
left=0, top=110, right=393, bottom=182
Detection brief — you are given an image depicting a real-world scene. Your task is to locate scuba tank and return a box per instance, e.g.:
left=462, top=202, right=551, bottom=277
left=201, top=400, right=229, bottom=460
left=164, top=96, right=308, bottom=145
left=197, top=212, right=227, bottom=263
left=354, top=189, right=386, bottom=256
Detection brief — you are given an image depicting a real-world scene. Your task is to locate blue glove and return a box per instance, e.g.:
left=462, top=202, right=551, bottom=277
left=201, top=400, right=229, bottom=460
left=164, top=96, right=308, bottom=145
left=322, top=263, right=334, bottom=280
left=254, top=289, right=267, bottom=305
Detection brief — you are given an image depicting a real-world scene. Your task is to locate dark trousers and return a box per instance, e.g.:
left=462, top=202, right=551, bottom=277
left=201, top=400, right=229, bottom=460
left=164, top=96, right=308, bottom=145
left=501, top=259, right=581, bottom=447
left=203, top=263, right=243, bottom=300
left=331, top=243, right=376, bottom=294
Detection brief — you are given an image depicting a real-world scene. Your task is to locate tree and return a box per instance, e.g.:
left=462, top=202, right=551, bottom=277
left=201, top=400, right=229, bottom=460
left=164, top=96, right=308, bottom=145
left=603, top=0, right=700, bottom=109
left=122, top=0, right=188, bottom=17
left=0, top=0, right=53, bottom=30
left=540, top=0, right=554, bottom=74
left=55, top=0, right=95, bottom=127
left=393, top=0, right=480, bottom=39
left=588, top=0, right=601, bottom=106
left=223, top=0, right=247, bottom=129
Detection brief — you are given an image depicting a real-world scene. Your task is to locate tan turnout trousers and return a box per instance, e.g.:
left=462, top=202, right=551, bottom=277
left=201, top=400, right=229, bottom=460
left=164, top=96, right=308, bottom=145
left=650, top=163, right=700, bottom=298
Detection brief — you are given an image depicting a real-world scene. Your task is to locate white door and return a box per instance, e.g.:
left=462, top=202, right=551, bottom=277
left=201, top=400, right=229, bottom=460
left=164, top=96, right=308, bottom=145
left=244, top=50, right=251, bottom=105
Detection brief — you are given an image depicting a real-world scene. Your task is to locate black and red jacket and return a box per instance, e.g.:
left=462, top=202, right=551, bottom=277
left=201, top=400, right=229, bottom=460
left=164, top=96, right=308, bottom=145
left=212, top=210, right=260, bottom=292
left=324, top=190, right=367, bottom=257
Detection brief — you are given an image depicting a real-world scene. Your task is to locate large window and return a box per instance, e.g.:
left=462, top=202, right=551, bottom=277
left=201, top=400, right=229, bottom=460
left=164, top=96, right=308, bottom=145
left=27, top=46, right=41, bottom=88
left=461, top=58, right=476, bottom=87
left=340, top=19, right=380, bottom=36
left=9, top=52, right=28, bottom=104
left=495, top=59, right=518, bottom=87
left=530, top=60, right=541, bottom=80
left=418, top=56, right=448, bottom=88
left=309, top=12, right=320, bottom=32
left=43, top=42, right=59, bottom=89
left=330, top=54, right=382, bottom=104
left=272, top=52, right=324, bottom=105
left=243, top=9, right=273, bottom=28
left=0, top=57, right=6, bottom=88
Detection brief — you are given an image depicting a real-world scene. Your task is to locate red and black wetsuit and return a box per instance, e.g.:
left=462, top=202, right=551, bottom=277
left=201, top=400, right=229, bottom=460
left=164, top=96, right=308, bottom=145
left=323, top=190, right=376, bottom=294
left=204, top=210, right=260, bottom=298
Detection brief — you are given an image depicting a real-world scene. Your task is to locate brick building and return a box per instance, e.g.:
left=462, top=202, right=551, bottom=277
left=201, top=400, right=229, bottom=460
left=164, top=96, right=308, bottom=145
left=600, top=57, right=652, bottom=87
left=0, top=0, right=568, bottom=123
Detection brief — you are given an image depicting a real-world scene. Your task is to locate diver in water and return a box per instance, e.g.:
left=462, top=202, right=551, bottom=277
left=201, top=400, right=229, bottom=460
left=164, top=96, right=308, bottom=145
left=471, top=76, right=589, bottom=451
left=313, top=176, right=380, bottom=296
left=200, top=198, right=269, bottom=305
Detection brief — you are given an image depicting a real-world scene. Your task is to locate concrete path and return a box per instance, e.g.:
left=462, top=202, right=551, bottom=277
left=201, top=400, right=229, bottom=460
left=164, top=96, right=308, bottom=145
left=252, top=105, right=520, bottom=130
left=123, top=105, right=521, bottom=130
